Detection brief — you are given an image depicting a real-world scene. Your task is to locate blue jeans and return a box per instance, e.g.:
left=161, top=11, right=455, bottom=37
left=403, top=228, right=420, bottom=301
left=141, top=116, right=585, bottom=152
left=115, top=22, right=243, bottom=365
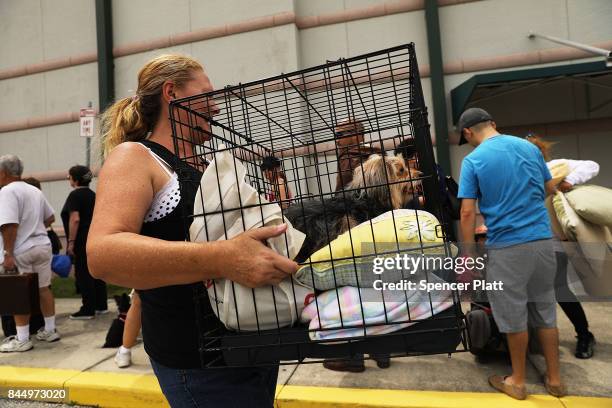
left=150, top=358, right=279, bottom=408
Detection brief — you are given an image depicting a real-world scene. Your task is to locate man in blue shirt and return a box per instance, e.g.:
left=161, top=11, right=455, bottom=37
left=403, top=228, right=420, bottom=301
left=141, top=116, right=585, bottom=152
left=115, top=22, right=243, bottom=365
left=457, top=108, right=565, bottom=399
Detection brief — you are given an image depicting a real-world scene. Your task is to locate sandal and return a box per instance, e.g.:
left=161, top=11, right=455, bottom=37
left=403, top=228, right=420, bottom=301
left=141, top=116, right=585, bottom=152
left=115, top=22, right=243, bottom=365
left=543, top=374, right=567, bottom=398
left=488, top=375, right=527, bottom=400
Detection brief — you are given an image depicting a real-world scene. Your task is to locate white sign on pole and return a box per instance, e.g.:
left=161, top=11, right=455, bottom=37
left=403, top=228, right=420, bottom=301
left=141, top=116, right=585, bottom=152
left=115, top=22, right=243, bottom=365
left=80, top=108, right=96, bottom=137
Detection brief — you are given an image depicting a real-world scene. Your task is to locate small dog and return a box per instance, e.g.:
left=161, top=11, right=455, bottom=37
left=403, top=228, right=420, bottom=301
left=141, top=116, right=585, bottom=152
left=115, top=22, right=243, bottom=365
left=285, top=154, right=420, bottom=262
left=102, top=293, right=131, bottom=348
left=349, top=154, right=420, bottom=209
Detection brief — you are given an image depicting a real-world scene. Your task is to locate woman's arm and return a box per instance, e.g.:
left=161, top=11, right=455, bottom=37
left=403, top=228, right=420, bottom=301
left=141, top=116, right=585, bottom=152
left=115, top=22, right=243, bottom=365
left=67, top=211, right=79, bottom=256
left=87, top=143, right=298, bottom=290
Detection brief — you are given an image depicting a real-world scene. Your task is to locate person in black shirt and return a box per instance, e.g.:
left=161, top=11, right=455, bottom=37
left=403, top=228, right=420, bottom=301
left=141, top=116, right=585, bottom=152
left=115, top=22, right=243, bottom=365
left=61, top=165, right=107, bottom=319
left=88, top=54, right=298, bottom=408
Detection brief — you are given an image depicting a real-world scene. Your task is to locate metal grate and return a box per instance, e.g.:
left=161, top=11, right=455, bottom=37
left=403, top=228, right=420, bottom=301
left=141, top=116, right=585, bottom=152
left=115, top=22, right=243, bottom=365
left=170, top=44, right=468, bottom=368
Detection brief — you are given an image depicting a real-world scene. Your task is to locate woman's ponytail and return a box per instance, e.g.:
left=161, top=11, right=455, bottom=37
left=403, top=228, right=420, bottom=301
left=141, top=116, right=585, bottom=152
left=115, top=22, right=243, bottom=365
left=99, top=97, right=148, bottom=159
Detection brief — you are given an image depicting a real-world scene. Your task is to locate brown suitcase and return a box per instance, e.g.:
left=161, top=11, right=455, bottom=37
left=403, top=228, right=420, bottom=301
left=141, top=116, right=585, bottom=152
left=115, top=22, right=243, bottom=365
left=0, top=273, right=40, bottom=315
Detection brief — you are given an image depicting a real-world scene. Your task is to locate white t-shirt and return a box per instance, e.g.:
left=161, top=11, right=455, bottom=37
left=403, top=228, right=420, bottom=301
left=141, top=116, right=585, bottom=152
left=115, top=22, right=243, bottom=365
left=0, top=181, right=54, bottom=256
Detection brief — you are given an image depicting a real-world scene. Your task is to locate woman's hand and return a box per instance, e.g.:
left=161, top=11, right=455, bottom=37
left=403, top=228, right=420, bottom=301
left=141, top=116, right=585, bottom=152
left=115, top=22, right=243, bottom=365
left=67, top=241, right=75, bottom=257
left=219, top=224, right=298, bottom=288
left=558, top=181, right=573, bottom=193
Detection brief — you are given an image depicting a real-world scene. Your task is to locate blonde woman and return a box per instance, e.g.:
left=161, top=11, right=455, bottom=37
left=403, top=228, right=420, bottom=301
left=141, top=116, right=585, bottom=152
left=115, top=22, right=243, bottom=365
left=526, top=134, right=598, bottom=359
left=87, top=54, right=297, bottom=407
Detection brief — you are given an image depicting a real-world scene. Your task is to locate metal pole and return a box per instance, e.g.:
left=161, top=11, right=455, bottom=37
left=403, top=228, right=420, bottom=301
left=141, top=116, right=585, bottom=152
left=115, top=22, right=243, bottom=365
left=424, top=0, right=451, bottom=173
left=95, top=0, right=115, bottom=166
left=424, top=0, right=456, bottom=241
left=528, top=32, right=612, bottom=67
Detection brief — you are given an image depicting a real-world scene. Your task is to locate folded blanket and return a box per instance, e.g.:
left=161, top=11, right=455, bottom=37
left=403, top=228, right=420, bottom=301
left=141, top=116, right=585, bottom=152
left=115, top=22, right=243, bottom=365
left=300, top=274, right=454, bottom=341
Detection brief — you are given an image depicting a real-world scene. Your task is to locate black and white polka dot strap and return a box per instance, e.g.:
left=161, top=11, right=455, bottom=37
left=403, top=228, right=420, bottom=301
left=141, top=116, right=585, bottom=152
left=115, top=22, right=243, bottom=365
left=141, top=145, right=181, bottom=223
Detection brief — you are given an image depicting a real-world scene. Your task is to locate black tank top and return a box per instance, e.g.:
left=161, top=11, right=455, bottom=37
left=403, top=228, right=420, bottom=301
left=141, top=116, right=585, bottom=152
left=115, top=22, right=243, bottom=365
left=137, top=140, right=223, bottom=369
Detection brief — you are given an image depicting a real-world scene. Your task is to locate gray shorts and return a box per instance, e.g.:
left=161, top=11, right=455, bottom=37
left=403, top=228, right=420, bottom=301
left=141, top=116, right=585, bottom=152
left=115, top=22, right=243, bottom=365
left=486, top=239, right=557, bottom=333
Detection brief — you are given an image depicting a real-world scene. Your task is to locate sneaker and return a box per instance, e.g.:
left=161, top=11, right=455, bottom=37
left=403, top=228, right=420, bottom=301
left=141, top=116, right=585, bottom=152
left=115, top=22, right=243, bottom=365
left=95, top=309, right=110, bottom=316
left=575, top=332, right=595, bottom=359
left=70, top=309, right=95, bottom=320
left=114, top=349, right=132, bottom=368
left=0, top=336, right=33, bottom=353
left=36, top=328, right=61, bottom=342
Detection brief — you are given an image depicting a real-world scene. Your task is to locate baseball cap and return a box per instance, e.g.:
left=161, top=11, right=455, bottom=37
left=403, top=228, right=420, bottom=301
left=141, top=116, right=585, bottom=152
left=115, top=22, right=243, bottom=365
left=456, top=108, right=493, bottom=145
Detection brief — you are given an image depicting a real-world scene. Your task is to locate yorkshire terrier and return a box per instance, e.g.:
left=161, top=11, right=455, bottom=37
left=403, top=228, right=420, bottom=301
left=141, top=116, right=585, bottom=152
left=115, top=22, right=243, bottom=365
left=285, top=154, right=421, bottom=263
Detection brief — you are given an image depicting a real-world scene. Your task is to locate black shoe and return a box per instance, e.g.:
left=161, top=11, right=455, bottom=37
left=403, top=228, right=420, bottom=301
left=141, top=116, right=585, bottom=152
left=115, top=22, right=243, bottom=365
left=575, top=332, right=595, bottom=359
left=69, top=309, right=95, bottom=320
left=323, top=359, right=365, bottom=373
left=371, top=355, right=390, bottom=369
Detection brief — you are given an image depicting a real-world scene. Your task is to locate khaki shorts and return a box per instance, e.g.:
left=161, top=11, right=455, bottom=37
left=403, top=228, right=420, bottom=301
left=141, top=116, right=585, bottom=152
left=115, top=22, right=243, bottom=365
left=15, top=244, right=53, bottom=288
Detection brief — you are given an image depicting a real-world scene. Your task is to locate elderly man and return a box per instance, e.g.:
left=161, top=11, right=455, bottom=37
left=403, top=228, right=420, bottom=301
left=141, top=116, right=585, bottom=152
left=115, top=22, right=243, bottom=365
left=0, top=155, right=60, bottom=352
left=457, top=108, right=564, bottom=399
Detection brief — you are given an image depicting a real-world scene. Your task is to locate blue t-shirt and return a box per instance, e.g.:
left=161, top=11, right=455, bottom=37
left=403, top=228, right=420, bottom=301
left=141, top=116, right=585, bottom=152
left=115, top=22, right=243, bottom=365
left=458, top=134, right=552, bottom=247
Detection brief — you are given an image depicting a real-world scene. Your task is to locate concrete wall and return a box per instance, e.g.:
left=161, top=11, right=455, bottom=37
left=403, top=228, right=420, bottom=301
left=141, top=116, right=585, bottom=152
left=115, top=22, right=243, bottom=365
left=1, top=0, right=611, bottom=226
left=0, top=0, right=97, bottom=214
left=439, top=0, right=612, bottom=184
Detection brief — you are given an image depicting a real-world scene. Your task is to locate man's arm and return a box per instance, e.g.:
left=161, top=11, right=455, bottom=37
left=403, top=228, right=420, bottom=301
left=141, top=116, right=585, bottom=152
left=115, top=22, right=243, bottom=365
left=460, top=199, right=477, bottom=254
left=1, top=223, right=18, bottom=271
left=457, top=158, right=478, bottom=255
left=44, top=214, right=55, bottom=228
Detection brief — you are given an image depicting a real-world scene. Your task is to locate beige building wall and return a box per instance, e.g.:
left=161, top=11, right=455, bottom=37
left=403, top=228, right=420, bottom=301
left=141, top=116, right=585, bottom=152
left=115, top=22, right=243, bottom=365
left=440, top=0, right=612, bottom=186
left=1, top=0, right=611, bottom=224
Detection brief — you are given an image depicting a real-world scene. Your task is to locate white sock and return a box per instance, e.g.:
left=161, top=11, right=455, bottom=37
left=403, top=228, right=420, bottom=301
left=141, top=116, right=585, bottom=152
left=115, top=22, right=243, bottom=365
left=119, top=345, right=131, bottom=354
left=44, top=316, right=56, bottom=332
left=16, top=325, right=30, bottom=342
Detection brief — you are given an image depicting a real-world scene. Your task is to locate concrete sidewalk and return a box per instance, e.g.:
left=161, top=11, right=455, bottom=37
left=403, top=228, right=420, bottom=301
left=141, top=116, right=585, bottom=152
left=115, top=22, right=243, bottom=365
left=1, top=298, right=610, bottom=407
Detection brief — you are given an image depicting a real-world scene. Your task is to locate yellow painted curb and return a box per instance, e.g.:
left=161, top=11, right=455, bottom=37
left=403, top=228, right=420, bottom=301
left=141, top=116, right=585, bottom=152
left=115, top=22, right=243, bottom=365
left=1, top=366, right=611, bottom=408
left=560, top=396, right=612, bottom=408
left=276, top=385, right=565, bottom=408
left=0, top=366, right=78, bottom=389
left=65, top=371, right=168, bottom=408
left=0, top=366, right=167, bottom=408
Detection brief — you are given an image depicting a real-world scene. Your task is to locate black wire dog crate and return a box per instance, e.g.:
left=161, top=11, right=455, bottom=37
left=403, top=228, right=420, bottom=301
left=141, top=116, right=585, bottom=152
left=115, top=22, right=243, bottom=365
left=170, top=44, right=468, bottom=368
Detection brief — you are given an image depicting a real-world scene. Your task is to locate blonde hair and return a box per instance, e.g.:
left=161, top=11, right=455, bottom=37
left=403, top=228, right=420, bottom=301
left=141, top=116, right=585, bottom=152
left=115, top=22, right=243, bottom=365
left=526, top=134, right=556, bottom=161
left=99, top=54, right=203, bottom=158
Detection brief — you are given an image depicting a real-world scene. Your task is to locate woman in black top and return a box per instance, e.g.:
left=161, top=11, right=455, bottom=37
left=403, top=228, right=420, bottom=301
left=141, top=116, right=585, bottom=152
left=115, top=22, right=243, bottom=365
left=88, top=54, right=297, bottom=408
left=61, top=165, right=107, bottom=319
